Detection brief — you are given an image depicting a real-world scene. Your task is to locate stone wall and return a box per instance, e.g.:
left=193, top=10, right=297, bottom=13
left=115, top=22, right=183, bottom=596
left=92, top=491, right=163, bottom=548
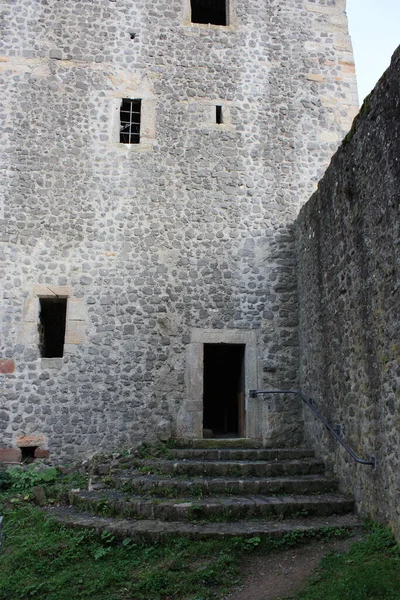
left=0, top=0, right=357, bottom=461
left=296, top=48, right=400, bottom=537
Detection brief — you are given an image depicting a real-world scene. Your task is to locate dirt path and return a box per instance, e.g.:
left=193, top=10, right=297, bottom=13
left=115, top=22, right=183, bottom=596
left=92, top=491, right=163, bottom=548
left=225, top=535, right=362, bottom=600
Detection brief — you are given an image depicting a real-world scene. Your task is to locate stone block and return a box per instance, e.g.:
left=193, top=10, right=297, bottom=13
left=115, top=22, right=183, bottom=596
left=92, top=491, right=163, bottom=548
left=22, top=297, right=39, bottom=322
left=34, top=448, right=50, bottom=459
left=17, top=435, right=45, bottom=448
left=33, top=285, right=72, bottom=298
left=185, top=343, right=203, bottom=402
left=49, top=49, right=62, bottom=60
left=304, top=2, right=338, bottom=15
left=63, top=344, right=79, bottom=354
left=65, top=321, right=86, bottom=344
left=190, top=328, right=257, bottom=345
left=48, top=285, right=72, bottom=297
left=305, top=73, right=325, bottom=82
left=33, top=285, right=57, bottom=297
left=32, top=485, right=47, bottom=505
left=67, top=298, right=87, bottom=321
left=0, top=360, right=15, bottom=374
left=0, top=448, right=21, bottom=463
left=18, top=322, right=38, bottom=345
left=41, top=358, right=63, bottom=370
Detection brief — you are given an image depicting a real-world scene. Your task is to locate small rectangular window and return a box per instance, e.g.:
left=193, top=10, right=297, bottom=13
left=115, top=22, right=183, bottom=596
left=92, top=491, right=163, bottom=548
left=191, top=0, right=227, bottom=26
left=39, top=298, right=67, bottom=358
left=216, top=105, right=223, bottom=124
left=120, top=98, right=141, bottom=144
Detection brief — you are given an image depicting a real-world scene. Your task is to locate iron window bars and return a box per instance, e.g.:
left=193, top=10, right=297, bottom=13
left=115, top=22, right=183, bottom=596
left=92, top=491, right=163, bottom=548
left=120, top=98, right=141, bottom=144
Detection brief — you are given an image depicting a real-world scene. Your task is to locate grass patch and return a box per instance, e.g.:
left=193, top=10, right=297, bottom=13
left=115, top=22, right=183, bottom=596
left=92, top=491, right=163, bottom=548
left=135, top=441, right=174, bottom=460
left=294, top=522, right=400, bottom=600
left=0, top=488, right=350, bottom=600
left=2, top=464, right=398, bottom=600
left=0, top=500, right=240, bottom=600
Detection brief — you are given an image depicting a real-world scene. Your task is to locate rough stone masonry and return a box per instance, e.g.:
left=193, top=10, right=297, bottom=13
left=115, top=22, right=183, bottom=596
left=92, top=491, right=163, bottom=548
left=0, top=0, right=357, bottom=461
left=296, top=47, right=400, bottom=538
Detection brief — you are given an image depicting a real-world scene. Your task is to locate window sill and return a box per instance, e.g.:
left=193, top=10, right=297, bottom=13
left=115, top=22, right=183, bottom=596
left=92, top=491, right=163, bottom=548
left=181, top=21, right=237, bottom=31
left=110, top=140, right=155, bottom=152
left=41, top=358, right=64, bottom=370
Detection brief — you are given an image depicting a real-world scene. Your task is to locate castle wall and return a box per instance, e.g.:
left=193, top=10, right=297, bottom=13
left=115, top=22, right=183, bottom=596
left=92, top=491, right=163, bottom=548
left=296, top=47, right=400, bottom=537
left=0, top=0, right=357, bottom=461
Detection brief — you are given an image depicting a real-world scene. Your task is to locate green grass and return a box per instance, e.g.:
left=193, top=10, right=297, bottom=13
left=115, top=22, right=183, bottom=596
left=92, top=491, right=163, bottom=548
left=0, top=500, right=240, bottom=600
left=293, top=523, right=400, bottom=600
left=1, top=464, right=399, bottom=600
left=0, top=491, right=350, bottom=600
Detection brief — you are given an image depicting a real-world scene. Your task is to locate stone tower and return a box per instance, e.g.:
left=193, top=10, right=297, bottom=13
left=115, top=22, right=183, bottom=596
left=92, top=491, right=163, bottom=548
left=0, top=0, right=358, bottom=462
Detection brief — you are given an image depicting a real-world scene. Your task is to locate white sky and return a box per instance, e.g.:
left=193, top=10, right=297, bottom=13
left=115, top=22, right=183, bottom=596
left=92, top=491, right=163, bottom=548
left=346, top=0, right=400, bottom=104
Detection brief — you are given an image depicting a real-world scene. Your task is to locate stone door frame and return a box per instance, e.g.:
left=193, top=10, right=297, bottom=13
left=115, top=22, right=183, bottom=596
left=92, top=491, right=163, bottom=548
left=180, top=328, right=260, bottom=438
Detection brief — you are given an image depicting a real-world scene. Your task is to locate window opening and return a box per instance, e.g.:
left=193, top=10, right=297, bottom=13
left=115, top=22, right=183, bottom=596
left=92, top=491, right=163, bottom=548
left=21, top=446, right=37, bottom=464
left=191, top=0, right=227, bottom=26
left=120, top=98, right=141, bottom=144
left=39, top=297, right=68, bottom=358
left=216, top=105, right=223, bottom=124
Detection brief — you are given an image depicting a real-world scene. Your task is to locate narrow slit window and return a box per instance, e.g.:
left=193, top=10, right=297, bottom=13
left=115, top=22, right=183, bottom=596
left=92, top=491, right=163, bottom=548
left=191, top=0, right=227, bottom=26
left=120, top=98, right=141, bottom=144
left=216, top=105, right=223, bottom=124
left=39, top=297, right=68, bottom=358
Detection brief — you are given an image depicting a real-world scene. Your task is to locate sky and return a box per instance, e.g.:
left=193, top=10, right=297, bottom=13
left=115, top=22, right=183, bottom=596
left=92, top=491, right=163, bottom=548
left=346, top=0, right=400, bottom=104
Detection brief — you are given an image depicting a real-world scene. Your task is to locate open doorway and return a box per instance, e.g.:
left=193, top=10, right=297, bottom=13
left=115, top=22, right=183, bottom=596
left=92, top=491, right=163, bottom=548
left=203, top=343, right=245, bottom=437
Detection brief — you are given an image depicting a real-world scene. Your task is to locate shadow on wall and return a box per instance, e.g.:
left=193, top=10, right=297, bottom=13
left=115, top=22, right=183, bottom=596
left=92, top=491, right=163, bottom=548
left=295, top=46, right=400, bottom=539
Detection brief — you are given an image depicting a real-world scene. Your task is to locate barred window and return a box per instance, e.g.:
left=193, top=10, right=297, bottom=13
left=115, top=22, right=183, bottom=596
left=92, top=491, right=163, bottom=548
left=120, top=98, right=141, bottom=144
left=191, top=0, right=227, bottom=25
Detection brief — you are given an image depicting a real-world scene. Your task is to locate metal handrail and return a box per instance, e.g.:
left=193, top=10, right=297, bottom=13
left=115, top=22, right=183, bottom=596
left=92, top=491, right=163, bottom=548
left=249, top=389, right=376, bottom=468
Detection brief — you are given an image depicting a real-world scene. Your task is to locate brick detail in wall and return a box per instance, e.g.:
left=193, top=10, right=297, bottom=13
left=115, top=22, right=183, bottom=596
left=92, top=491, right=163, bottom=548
left=0, top=448, right=22, bottom=463
left=0, top=360, right=15, bottom=374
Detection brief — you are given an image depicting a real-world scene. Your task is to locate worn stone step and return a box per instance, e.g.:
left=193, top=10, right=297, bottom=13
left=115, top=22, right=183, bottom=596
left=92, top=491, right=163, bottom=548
left=129, top=458, right=325, bottom=478
left=169, top=438, right=264, bottom=449
left=44, top=506, right=360, bottom=543
left=112, top=473, right=338, bottom=497
left=69, top=489, right=353, bottom=522
left=169, top=448, right=315, bottom=461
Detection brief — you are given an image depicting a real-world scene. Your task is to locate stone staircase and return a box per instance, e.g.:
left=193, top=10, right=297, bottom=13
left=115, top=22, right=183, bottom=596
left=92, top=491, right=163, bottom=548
left=45, top=439, right=358, bottom=542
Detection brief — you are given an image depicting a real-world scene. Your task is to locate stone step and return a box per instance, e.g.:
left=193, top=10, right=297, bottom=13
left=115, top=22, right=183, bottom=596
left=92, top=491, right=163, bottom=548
left=69, top=489, right=353, bottom=522
left=170, top=438, right=264, bottom=449
left=128, top=458, right=325, bottom=478
left=112, top=473, right=338, bottom=497
left=44, top=506, right=360, bottom=543
left=169, top=448, right=315, bottom=461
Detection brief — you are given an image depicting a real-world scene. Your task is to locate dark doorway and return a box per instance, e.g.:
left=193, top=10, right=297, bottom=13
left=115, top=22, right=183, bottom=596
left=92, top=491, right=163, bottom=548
left=203, top=344, right=245, bottom=437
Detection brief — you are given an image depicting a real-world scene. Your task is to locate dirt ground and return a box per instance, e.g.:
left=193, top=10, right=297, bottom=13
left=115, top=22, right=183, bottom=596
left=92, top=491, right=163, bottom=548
left=225, top=535, right=362, bottom=600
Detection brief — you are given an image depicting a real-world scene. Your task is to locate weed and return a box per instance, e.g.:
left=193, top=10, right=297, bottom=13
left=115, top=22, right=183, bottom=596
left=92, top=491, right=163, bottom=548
left=189, top=484, right=206, bottom=499
left=94, top=497, right=112, bottom=516
left=0, top=469, right=11, bottom=490
left=101, top=476, right=115, bottom=487
left=6, top=464, right=58, bottom=491
left=241, top=536, right=261, bottom=550
left=133, top=461, right=165, bottom=476
left=136, top=441, right=174, bottom=460
left=291, top=508, right=309, bottom=519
